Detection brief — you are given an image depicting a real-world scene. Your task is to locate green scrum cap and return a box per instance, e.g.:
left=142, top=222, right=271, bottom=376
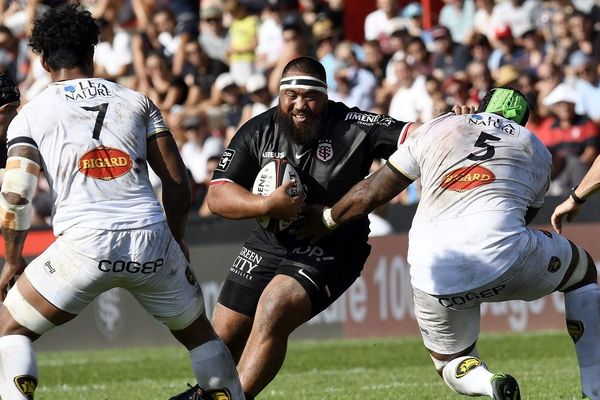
left=482, top=88, right=529, bottom=125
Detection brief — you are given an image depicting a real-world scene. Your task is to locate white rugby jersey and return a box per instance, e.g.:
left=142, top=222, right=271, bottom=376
left=388, top=112, right=552, bottom=295
left=7, top=78, right=168, bottom=235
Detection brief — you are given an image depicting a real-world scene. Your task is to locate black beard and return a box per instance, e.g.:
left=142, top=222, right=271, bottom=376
left=276, top=108, right=323, bottom=146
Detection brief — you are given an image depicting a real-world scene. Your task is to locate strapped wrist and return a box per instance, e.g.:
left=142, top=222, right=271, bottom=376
left=321, top=207, right=338, bottom=230
left=570, top=186, right=586, bottom=204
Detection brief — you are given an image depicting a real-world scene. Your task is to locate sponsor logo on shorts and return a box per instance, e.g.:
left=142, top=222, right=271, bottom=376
left=455, top=357, right=482, bottom=378
left=291, top=245, right=334, bottom=262
left=316, top=140, right=333, bottom=162
left=547, top=256, right=561, bottom=273
left=567, top=319, right=584, bottom=343
left=43, top=260, right=56, bottom=275
left=97, top=258, right=164, bottom=274
left=185, top=266, right=197, bottom=286
left=441, top=166, right=495, bottom=192
left=231, top=247, right=262, bottom=280
left=216, top=149, right=235, bottom=172
left=14, top=375, right=37, bottom=399
left=438, top=284, right=506, bottom=308
left=78, top=146, right=132, bottom=180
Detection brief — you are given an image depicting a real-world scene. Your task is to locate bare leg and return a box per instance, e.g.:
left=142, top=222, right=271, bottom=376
left=212, top=303, right=254, bottom=363
left=236, top=274, right=311, bottom=396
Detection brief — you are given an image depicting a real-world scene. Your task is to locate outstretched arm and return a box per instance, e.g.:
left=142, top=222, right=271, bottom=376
left=293, top=164, right=413, bottom=243
left=329, top=164, right=414, bottom=227
left=551, top=154, right=600, bottom=233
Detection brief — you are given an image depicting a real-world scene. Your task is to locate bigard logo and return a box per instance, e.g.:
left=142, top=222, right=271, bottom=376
left=441, top=165, right=495, bottom=192
left=455, top=357, right=482, bottom=378
left=78, top=146, right=132, bottom=180
left=14, top=375, right=37, bottom=399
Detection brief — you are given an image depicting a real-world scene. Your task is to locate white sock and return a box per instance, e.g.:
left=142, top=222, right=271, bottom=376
left=442, top=356, right=494, bottom=397
left=0, top=335, right=38, bottom=400
left=189, top=338, right=244, bottom=399
left=564, top=283, right=600, bottom=399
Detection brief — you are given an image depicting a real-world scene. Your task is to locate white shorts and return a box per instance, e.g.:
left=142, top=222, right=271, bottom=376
left=23, top=222, right=204, bottom=329
left=414, top=228, right=574, bottom=354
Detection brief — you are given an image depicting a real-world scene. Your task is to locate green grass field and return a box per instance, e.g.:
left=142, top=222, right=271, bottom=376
left=35, top=331, right=581, bottom=399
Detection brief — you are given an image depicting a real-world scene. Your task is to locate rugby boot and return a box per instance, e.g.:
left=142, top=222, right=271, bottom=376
left=490, top=373, right=521, bottom=400
left=168, top=383, right=232, bottom=400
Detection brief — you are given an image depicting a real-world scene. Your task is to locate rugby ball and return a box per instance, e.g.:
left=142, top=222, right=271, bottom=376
left=252, top=159, right=303, bottom=232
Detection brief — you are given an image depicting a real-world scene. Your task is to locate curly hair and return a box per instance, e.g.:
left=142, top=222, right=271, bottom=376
left=29, top=3, right=99, bottom=71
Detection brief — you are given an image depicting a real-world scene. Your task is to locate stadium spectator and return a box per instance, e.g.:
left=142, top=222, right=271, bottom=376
left=364, top=0, right=402, bottom=54
left=0, top=5, right=244, bottom=400
left=199, top=4, right=228, bottom=64
left=238, top=72, right=272, bottom=127
left=192, top=56, right=423, bottom=400
left=487, top=25, right=527, bottom=74
left=254, top=1, right=285, bottom=73
left=306, top=87, right=600, bottom=400
left=490, top=0, right=540, bottom=38
left=516, top=28, right=545, bottom=75
left=430, top=25, right=471, bottom=80
left=0, top=24, right=28, bottom=83
left=386, top=58, right=432, bottom=122
left=93, top=17, right=133, bottom=84
left=144, top=51, right=188, bottom=113
left=267, top=21, right=310, bottom=96
left=539, top=82, right=599, bottom=164
left=405, top=36, right=433, bottom=77
left=472, top=0, right=495, bottom=40
left=225, top=0, right=259, bottom=87
left=179, top=115, right=225, bottom=188
left=329, top=40, right=377, bottom=110
left=438, top=0, right=476, bottom=45
left=567, top=51, right=600, bottom=122
left=181, top=40, right=229, bottom=104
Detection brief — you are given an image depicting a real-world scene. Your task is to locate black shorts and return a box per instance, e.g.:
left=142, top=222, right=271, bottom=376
left=218, top=236, right=371, bottom=318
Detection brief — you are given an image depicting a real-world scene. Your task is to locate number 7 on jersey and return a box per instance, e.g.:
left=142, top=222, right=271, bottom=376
left=81, top=103, right=109, bottom=140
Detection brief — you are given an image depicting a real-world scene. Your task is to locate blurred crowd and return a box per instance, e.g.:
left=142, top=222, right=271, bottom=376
left=1, top=0, right=599, bottom=230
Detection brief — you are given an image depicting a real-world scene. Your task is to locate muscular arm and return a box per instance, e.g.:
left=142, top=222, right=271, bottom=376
left=207, top=180, right=303, bottom=220
left=330, top=164, right=414, bottom=225
left=147, top=134, right=191, bottom=243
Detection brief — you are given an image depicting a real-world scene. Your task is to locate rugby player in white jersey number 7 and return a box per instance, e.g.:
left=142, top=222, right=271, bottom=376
left=0, top=5, right=244, bottom=400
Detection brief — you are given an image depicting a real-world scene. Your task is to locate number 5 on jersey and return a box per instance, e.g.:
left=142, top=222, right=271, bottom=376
left=82, top=103, right=109, bottom=140
left=467, top=132, right=501, bottom=161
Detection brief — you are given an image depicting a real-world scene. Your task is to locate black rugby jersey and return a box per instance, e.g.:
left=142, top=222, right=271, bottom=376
left=212, top=100, right=409, bottom=245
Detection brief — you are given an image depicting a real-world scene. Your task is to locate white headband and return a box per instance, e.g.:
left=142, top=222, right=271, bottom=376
left=280, top=75, right=328, bottom=94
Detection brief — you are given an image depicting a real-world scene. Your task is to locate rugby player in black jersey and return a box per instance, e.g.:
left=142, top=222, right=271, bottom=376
left=174, top=56, right=469, bottom=399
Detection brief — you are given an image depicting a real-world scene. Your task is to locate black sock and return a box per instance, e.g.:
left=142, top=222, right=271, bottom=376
left=244, top=393, right=255, bottom=400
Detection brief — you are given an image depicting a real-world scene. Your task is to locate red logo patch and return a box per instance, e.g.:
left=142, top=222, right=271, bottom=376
left=78, top=146, right=132, bottom=180
left=441, top=165, right=495, bottom=192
